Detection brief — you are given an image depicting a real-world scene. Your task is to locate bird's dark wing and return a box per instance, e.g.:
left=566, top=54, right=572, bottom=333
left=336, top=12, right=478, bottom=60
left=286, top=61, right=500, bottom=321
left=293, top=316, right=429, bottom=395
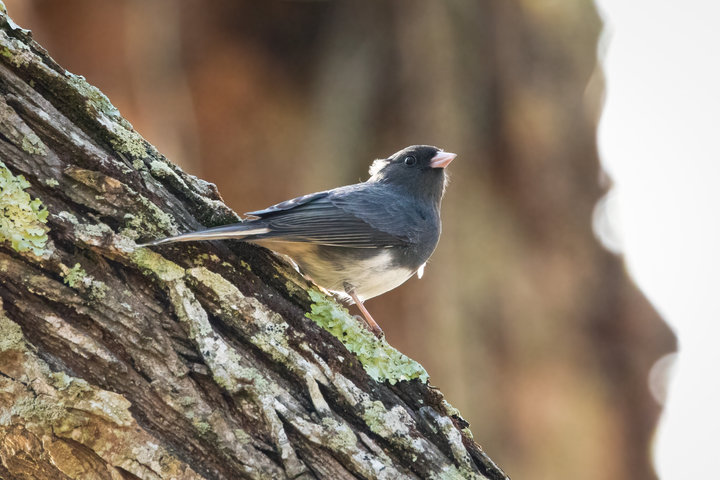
left=245, top=191, right=331, bottom=218
left=327, top=184, right=432, bottom=244
left=246, top=186, right=413, bottom=248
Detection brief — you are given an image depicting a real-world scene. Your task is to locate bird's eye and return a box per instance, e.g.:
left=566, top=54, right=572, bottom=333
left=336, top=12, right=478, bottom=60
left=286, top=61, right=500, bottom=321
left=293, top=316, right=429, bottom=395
left=404, top=156, right=417, bottom=166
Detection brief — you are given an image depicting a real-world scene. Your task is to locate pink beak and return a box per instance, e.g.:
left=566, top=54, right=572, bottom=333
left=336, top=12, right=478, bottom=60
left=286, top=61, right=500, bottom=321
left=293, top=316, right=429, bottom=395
left=429, top=151, right=457, bottom=168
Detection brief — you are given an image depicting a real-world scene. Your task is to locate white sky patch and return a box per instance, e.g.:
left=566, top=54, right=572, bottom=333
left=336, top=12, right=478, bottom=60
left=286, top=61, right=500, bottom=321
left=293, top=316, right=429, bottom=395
left=593, top=1, right=720, bottom=478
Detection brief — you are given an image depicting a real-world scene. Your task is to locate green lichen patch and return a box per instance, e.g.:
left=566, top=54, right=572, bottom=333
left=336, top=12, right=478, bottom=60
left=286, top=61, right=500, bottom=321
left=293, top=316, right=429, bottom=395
left=305, top=290, right=429, bottom=385
left=0, top=161, right=49, bottom=256
left=60, top=262, right=108, bottom=299
left=61, top=262, right=86, bottom=288
left=131, top=248, right=185, bottom=282
left=440, top=398, right=463, bottom=420
left=0, top=31, right=33, bottom=68
left=192, top=253, right=221, bottom=266
left=284, top=280, right=305, bottom=297
left=108, top=123, right=149, bottom=158
left=192, top=419, right=212, bottom=436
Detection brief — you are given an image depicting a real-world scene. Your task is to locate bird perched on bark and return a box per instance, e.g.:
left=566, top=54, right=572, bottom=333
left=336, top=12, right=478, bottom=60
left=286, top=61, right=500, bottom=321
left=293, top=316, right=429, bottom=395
left=139, top=145, right=455, bottom=336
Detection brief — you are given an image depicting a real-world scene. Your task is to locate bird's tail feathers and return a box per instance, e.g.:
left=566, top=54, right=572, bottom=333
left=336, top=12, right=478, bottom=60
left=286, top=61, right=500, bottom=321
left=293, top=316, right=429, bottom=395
left=136, top=223, right=270, bottom=248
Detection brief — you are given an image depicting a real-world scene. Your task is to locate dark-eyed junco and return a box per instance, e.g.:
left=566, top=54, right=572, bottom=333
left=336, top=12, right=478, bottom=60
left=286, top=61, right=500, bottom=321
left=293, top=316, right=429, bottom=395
left=139, top=145, right=455, bottom=336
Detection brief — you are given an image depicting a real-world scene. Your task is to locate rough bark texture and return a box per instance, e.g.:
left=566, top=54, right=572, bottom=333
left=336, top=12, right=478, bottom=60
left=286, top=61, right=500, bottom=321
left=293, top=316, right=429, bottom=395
left=0, top=6, right=507, bottom=480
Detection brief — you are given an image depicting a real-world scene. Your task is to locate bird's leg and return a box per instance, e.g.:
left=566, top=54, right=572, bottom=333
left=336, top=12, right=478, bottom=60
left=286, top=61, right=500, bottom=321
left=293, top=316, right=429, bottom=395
left=344, top=286, right=384, bottom=338
left=351, top=294, right=384, bottom=338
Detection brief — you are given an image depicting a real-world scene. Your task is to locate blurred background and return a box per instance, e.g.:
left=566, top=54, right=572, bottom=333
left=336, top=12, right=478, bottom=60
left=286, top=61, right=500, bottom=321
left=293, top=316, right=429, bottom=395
left=5, top=1, right=676, bottom=479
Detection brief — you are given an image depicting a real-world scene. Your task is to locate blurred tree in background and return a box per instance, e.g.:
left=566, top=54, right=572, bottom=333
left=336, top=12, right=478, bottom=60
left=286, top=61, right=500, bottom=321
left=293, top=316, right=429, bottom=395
left=6, top=1, right=675, bottom=479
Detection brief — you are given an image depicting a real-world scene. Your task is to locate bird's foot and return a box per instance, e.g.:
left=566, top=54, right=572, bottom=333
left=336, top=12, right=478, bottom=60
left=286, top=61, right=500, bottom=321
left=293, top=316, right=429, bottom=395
left=370, top=324, right=385, bottom=339
left=353, top=315, right=384, bottom=339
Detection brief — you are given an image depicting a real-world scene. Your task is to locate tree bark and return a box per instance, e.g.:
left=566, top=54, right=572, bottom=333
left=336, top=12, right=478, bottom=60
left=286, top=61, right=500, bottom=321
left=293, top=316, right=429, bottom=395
left=0, top=6, right=507, bottom=480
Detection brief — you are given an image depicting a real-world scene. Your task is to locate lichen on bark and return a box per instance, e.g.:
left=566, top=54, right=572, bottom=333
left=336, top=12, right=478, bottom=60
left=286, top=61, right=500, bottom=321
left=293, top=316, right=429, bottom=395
left=306, top=289, right=429, bottom=384
left=0, top=299, right=203, bottom=479
left=0, top=161, right=49, bottom=256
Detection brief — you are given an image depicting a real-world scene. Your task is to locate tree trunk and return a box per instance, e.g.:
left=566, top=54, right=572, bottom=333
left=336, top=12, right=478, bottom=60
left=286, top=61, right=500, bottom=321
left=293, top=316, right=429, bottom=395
left=0, top=6, right=507, bottom=480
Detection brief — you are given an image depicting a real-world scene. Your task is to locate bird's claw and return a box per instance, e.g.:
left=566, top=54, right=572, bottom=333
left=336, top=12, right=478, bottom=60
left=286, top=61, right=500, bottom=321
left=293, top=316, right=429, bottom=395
left=353, top=315, right=384, bottom=339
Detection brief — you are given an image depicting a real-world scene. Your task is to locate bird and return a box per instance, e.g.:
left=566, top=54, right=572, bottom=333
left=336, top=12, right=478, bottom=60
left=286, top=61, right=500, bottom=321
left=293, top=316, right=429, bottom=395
left=138, top=145, right=455, bottom=337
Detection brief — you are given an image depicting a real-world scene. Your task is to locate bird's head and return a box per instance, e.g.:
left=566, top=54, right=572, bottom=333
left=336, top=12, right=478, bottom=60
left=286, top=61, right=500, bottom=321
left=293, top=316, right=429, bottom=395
left=368, top=145, right=456, bottom=203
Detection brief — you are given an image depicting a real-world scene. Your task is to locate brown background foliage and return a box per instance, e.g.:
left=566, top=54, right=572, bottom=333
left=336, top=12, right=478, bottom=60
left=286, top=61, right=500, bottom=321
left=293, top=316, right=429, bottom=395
left=5, top=1, right=675, bottom=479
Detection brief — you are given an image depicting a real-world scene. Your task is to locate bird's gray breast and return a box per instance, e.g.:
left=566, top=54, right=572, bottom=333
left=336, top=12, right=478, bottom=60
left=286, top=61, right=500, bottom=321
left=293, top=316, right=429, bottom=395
left=393, top=204, right=441, bottom=271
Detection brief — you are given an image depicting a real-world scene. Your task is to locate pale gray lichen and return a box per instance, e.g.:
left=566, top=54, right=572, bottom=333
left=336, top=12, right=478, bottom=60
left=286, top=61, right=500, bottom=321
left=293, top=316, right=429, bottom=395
left=0, top=94, right=48, bottom=156
left=234, top=429, right=251, bottom=445
left=361, top=401, right=410, bottom=438
left=431, top=465, right=478, bottom=480
left=21, top=132, right=47, bottom=155
left=150, top=159, right=187, bottom=189
left=90, top=281, right=108, bottom=299
left=60, top=262, right=108, bottom=300
left=0, top=308, right=26, bottom=352
left=66, top=73, right=118, bottom=118
left=121, top=196, right=177, bottom=240
left=321, top=417, right=358, bottom=450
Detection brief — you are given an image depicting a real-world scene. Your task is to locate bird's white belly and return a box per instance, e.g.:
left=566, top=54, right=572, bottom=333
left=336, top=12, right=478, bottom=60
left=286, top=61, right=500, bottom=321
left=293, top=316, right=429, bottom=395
left=255, top=242, right=416, bottom=301
left=331, top=251, right=415, bottom=301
